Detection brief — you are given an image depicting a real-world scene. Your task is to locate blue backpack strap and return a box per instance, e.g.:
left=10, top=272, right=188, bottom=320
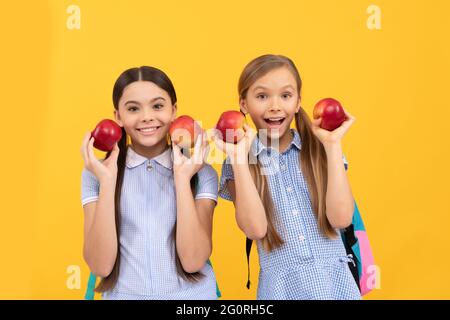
left=342, top=158, right=364, bottom=279
left=340, top=199, right=366, bottom=292
left=206, top=259, right=222, bottom=298
left=352, top=201, right=365, bottom=232
left=85, top=272, right=97, bottom=300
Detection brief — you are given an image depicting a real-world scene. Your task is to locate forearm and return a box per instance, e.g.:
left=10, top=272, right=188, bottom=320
left=84, top=181, right=118, bottom=277
left=324, top=142, right=354, bottom=229
left=232, top=163, right=268, bottom=239
left=174, top=177, right=211, bottom=272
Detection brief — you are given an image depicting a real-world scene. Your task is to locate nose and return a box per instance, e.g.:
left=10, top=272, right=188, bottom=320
left=268, top=98, right=282, bottom=112
left=141, top=107, right=155, bottom=123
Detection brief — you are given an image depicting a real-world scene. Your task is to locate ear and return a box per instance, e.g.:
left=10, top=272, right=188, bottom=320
left=114, top=109, right=124, bottom=127
left=239, top=99, right=248, bottom=115
left=296, top=97, right=301, bottom=113
left=171, top=103, right=177, bottom=121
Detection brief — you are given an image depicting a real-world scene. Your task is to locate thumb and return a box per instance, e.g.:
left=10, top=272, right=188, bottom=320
left=245, top=125, right=256, bottom=140
left=172, top=143, right=182, bottom=164
left=110, top=143, right=120, bottom=160
left=311, top=118, right=322, bottom=127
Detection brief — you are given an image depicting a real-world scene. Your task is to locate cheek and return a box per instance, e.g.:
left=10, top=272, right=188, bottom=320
left=247, top=111, right=265, bottom=125
left=159, top=109, right=175, bottom=123
left=122, top=116, right=138, bottom=128
left=246, top=100, right=265, bottom=118
left=160, top=113, right=175, bottom=126
left=284, top=100, right=299, bottom=114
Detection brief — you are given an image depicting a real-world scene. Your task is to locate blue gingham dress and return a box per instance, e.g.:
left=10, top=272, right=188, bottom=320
left=219, top=129, right=361, bottom=300
left=81, top=146, right=219, bottom=300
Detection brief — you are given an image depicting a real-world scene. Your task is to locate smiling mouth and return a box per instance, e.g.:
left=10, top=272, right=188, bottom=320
left=264, top=117, right=286, bottom=126
left=136, top=126, right=161, bottom=133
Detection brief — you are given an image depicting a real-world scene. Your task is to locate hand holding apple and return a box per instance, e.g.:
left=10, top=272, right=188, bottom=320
left=215, top=110, right=246, bottom=144
left=172, top=132, right=209, bottom=180
left=169, top=115, right=203, bottom=149
left=91, top=119, right=123, bottom=152
left=213, top=122, right=256, bottom=165
left=311, top=99, right=356, bottom=146
left=313, top=98, right=347, bottom=131
left=81, top=132, right=120, bottom=184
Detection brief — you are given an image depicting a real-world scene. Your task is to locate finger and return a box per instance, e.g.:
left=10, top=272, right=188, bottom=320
left=245, top=126, right=256, bottom=140
left=172, top=143, right=181, bottom=160
left=212, top=130, right=225, bottom=151
left=202, top=132, right=208, bottom=148
left=81, top=132, right=91, bottom=164
left=189, top=133, right=201, bottom=164
left=212, top=128, right=225, bottom=144
left=311, top=118, right=322, bottom=127
left=339, top=118, right=354, bottom=131
left=172, top=144, right=183, bottom=165
left=195, top=131, right=203, bottom=151
left=340, top=111, right=355, bottom=129
left=87, top=137, right=97, bottom=163
left=203, top=143, right=210, bottom=163
left=175, top=143, right=189, bottom=164
left=199, top=133, right=208, bottom=162
left=332, top=118, right=353, bottom=135
left=110, top=142, right=120, bottom=161
left=343, top=109, right=356, bottom=121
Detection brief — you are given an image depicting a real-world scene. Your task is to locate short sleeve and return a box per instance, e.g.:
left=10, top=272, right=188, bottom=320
left=343, top=154, right=349, bottom=171
left=218, top=157, right=235, bottom=201
left=81, top=168, right=100, bottom=207
left=194, top=164, right=219, bottom=204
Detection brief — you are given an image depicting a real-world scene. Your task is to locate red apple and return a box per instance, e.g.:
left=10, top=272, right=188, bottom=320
left=313, top=98, right=347, bottom=131
left=91, top=119, right=122, bottom=152
left=169, top=115, right=202, bottom=149
left=215, top=111, right=246, bottom=144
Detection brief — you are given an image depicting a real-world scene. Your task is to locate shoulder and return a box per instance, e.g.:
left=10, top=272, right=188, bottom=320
left=196, top=163, right=218, bottom=183
left=199, top=163, right=218, bottom=177
left=194, top=164, right=219, bottom=202
left=220, top=157, right=234, bottom=177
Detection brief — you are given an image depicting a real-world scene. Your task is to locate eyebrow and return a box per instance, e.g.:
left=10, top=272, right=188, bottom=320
left=252, top=85, right=295, bottom=91
left=252, top=85, right=268, bottom=91
left=281, top=85, right=295, bottom=90
left=124, top=97, right=166, bottom=105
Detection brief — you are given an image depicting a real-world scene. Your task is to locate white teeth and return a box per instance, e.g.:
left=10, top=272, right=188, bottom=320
left=266, top=117, right=284, bottom=121
left=138, top=127, right=158, bottom=132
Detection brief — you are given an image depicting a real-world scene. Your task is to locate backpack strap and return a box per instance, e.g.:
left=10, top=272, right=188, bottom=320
left=206, top=259, right=222, bottom=298
left=341, top=225, right=361, bottom=292
left=85, top=272, right=97, bottom=300
left=246, top=237, right=253, bottom=289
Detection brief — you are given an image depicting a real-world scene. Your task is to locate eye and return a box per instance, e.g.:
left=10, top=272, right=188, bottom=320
left=153, top=104, right=164, bottom=110
left=282, top=93, right=292, bottom=99
left=127, top=106, right=139, bottom=112
left=256, top=94, right=267, bottom=100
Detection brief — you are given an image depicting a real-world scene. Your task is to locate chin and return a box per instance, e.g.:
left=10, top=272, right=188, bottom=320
left=261, top=127, right=287, bottom=141
left=134, top=134, right=166, bottom=148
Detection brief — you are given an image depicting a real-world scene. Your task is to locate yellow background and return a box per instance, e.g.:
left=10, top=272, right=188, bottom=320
left=1, top=0, right=449, bottom=299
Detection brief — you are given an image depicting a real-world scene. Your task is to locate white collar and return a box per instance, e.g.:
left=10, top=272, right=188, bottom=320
left=251, top=129, right=302, bottom=157
left=125, top=146, right=173, bottom=169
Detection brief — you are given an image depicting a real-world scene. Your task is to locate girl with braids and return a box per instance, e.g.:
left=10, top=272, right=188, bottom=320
left=80, top=66, right=219, bottom=299
left=214, top=55, right=360, bottom=300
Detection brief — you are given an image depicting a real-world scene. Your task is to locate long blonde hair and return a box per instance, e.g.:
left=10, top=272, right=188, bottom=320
left=238, top=55, right=337, bottom=252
